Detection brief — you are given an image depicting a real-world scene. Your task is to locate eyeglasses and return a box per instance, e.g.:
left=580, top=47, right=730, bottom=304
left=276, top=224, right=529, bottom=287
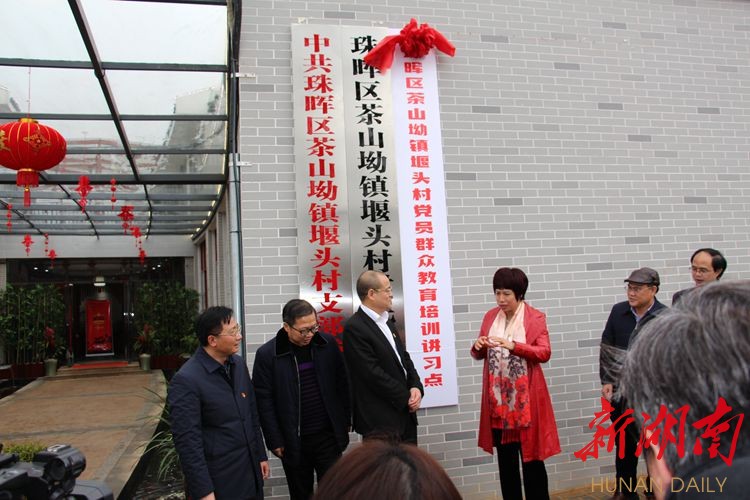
left=625, top=284, right=652, bottom=293
left=373, top=287, right=393, bottom=294
left=216, top=324, right=242, bottom=338
left=288, top=323, right=319, bottom=336
left=691, top=266, right=714, bottom=276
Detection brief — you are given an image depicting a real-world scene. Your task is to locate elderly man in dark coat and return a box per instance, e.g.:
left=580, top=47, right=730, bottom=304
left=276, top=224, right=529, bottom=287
left=600, top=268, right=667, bottom=500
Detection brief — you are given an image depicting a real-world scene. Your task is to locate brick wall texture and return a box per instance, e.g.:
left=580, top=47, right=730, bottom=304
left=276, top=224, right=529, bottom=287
left=237, top=0, right=750, bottom=497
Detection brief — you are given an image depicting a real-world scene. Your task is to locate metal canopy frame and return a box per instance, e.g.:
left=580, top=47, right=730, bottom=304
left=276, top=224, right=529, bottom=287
left=0, top=0, right=238, bottom=238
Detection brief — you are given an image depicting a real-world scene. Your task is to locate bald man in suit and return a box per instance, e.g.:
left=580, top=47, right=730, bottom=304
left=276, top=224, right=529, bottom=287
left=342, top=271, right=424, bottom=443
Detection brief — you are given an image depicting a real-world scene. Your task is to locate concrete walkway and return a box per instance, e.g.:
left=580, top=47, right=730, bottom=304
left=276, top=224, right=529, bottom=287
left=0, top=365, right=165, bottom=498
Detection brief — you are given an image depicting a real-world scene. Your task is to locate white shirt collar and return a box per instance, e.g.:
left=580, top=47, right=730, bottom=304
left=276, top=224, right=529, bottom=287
left=361, top=303, right=389, bottom=324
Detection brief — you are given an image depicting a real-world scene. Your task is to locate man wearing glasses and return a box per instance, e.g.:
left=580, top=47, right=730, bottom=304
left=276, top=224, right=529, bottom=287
left=599, top=268, right=667, bottom=500
left=672, top=248, right=727, bottom=305
left=168, top=306, right=269, bottom=500
left=343, top=270, right=424, bottom=444
left=252, top=299, right=350, bottom=500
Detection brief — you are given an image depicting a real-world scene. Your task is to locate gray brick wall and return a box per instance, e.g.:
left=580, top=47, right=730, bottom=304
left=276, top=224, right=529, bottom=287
left=237, top=0, right=750, bottom=497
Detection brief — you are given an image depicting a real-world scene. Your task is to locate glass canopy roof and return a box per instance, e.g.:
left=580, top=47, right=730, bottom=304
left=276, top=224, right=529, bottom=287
left=0, top=0, right=235, bottom=237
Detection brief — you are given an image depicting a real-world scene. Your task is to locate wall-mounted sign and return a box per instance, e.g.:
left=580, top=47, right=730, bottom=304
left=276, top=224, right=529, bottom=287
left=292, top=24, right=457, bottom=408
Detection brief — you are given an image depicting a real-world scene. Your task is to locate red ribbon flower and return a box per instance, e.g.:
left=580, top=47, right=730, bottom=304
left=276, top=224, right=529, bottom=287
left=364, top=18, right=456, bottom=73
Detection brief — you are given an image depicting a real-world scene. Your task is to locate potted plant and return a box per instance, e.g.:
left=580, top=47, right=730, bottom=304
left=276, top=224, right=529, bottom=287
left=134, top=282, right=198, bottom=372
left=43, top=326, right=60, bottom=377
left=134, top=323, right=153, bottom=371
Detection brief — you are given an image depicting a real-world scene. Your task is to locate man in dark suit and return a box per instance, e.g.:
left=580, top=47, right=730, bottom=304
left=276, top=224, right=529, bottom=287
left=599, top=268, right=666, bottom=500
left=343, top=270, right=424, bottom=444
left=168, top=306, right=269, bottom=500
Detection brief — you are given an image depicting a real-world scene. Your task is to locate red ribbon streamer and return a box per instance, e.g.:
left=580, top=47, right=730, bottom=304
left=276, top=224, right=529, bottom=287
left=364, top=18, right=456, bottom=73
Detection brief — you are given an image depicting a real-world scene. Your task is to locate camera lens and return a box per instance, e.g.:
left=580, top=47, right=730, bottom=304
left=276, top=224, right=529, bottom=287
left=46, top=459, right=66, bottom=482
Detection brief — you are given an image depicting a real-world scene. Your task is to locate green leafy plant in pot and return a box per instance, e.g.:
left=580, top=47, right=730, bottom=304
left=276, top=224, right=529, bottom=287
left=43, top=326, right=62, bottom=376
left=134, top=323, right=153, bottom=371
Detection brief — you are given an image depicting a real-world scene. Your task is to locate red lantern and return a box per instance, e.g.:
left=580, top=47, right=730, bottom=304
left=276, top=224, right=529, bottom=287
left=118, top=205, right=134, bottom=233
left=5, top=203, right=11, bottom=232
left=22, top=234, right=33, bottom=255
left=138, top=248, right=147, bottom=265
left=0, top=118, right=67, bottom=207
left=48, top=248, right=57, bottom=267
left=110, top=178, right=117, bottom=208
left=75, top=175, right=92, bottom=211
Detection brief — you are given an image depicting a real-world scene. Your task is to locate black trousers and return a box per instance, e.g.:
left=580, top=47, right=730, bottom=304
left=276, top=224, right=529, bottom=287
left=401, top=419, right=418, bottom=444
left=611, top=399, right=650, bottom=497
left=281, top=430, right=341, bottom=500
left=492, top=429, right=549, bottom=500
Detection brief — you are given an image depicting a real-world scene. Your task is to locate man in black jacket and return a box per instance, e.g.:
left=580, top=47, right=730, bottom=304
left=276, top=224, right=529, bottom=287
left=168, top=306, right=269, bottom=500
left=600, top=267, right=667, bottom=500
left=252, top=299, right=350, bottom=500
left=343, top=270, right=424, bottom=443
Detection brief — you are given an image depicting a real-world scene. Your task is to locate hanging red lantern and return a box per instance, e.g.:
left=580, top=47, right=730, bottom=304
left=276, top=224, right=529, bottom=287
left=5, top=203, right=11, bottom=232
left=48, top=248, right=57, bottom=268
left=138, top=248, right=147, bottom=265
left=44, top=233, right=49, bottom=255
left=118, top=205, right=134, bottom=233
left=22, top=234, right=33, bottom=255
left=110, top=178, right=117, bottom=208
left=0, top=118, right=67, bottom=207
left=75, top=175, right=92, bottom=211
left=131, top=226, right=143, bottom=255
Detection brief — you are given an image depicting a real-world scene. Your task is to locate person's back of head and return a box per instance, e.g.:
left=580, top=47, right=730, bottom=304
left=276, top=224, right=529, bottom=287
left=621, top=280, right=750, bottom=475
left=312, top=439, right=462, bottom=500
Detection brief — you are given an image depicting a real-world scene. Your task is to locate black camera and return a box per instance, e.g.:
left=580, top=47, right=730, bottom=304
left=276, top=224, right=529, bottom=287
left=0, top=444, right=113, bottom=500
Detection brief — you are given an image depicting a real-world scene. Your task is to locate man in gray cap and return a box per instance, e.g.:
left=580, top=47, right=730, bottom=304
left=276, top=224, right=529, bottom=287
left=599, top=267, right=667, bottom=500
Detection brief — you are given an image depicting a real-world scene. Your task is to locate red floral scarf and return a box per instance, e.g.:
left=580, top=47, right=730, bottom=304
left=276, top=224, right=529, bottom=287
left=487, top=302, right=531, bottom=429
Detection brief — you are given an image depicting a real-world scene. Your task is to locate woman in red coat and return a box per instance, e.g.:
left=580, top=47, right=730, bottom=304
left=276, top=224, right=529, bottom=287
left=471, top=267, right=560, bottom=500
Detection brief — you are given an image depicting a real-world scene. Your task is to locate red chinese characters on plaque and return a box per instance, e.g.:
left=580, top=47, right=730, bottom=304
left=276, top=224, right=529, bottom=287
left=393, top=51, right=457, bottom=407
left=293, top=29, right=353, bottom=347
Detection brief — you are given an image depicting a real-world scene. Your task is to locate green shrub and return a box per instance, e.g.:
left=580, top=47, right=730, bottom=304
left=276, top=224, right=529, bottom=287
left=0, top=284, right=66, bottom=364
left=4, top=442, right=47, bottom=462
left=133, top=282, right=198, bottom=356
